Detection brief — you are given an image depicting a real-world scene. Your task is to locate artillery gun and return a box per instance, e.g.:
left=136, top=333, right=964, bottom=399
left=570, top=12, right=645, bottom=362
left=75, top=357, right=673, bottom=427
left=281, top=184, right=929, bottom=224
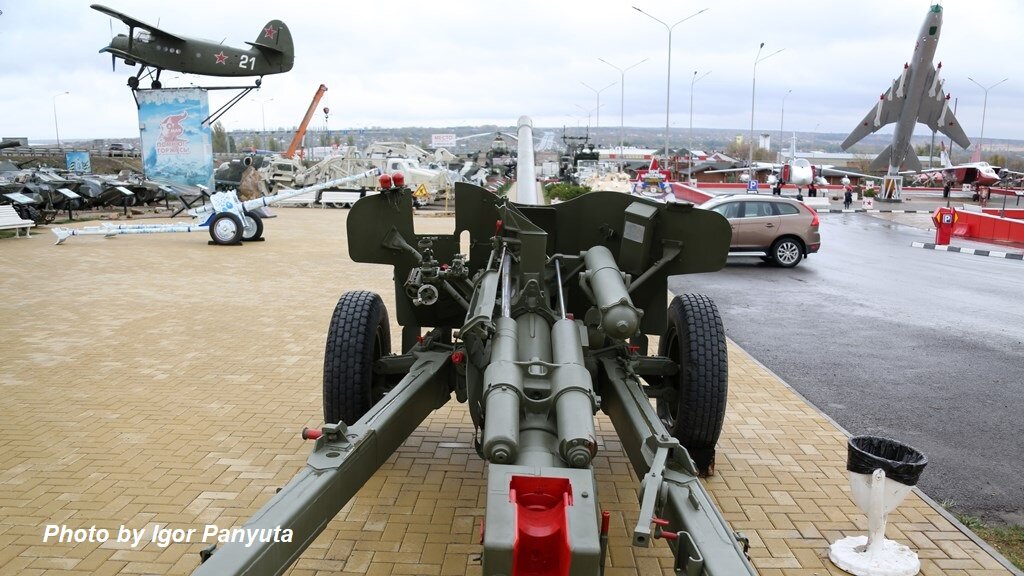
left=193, top=135, right=754, bottom=575
left=50, top=169, right=378, bottom=245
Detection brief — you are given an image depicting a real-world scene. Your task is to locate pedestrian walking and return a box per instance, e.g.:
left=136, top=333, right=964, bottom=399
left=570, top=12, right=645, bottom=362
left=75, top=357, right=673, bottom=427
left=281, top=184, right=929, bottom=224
left=843, top=186, right=853, bottom=210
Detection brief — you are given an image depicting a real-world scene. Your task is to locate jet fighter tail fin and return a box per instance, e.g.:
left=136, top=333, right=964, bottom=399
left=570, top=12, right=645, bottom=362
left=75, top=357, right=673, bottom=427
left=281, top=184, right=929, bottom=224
left=869, top=145, right=892, bottom=172
left=248, top=20, right=294, bottom=72
left=970, top=146, right=982, bottom=163
left=869, top=143, right=920, bottom=172
left=902, top=149, right=921, bottom=172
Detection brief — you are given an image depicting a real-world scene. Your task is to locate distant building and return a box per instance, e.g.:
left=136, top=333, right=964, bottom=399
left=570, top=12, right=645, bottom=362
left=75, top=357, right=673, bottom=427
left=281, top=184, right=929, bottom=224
left=776, top=150, right=930, bottom=169
left=598, top=146, right=659, bottom=162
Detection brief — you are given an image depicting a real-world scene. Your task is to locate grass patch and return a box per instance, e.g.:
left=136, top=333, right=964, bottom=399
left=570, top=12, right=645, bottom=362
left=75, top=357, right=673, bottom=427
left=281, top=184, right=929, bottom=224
left=948, top=509, right=1024, bottom=570
left=960, top=519, right=1024, bottom=570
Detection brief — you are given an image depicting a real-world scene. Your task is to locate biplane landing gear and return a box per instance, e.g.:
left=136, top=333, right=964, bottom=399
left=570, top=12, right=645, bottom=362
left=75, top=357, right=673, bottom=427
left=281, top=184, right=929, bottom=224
left=151, top=80, right=162, bottom=89
left=127, top=76, right=139, bottom=89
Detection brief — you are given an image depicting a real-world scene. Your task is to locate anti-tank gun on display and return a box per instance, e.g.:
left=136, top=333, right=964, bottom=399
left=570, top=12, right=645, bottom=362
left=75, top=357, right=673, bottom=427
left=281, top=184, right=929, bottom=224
left=193, top=132, right=755, bottom=575
left=51, top=170, right=378, bottom=245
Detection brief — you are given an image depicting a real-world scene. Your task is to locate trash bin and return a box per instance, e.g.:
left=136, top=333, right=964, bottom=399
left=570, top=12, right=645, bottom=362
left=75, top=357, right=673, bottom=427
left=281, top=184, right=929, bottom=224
left=847, top=436, right=927, bottom=487
left=830, top=436, right=928, bottom=576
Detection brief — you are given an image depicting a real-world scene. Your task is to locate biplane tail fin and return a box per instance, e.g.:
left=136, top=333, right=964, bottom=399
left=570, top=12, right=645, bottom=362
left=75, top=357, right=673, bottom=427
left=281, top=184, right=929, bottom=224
left=248, top=20, right=294, bottom=73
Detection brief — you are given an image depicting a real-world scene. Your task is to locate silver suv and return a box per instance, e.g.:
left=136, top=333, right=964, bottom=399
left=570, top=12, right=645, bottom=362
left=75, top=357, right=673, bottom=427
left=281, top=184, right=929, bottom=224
left=700, top=194, right=821, bottom=267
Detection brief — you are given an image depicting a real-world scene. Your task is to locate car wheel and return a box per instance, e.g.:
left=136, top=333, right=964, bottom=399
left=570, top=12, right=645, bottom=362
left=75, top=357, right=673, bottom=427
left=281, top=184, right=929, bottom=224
left=770, top=237, right=803, bottom=268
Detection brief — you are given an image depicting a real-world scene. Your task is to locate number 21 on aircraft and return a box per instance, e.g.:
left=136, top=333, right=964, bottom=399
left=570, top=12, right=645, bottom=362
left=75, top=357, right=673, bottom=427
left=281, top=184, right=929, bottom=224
left=239, top=55, right=256, bottom=70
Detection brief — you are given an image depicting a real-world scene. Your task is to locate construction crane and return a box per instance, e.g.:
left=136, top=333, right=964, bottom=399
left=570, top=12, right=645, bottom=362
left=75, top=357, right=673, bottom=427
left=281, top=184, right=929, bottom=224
left=283, top=84, right=328, bottom=159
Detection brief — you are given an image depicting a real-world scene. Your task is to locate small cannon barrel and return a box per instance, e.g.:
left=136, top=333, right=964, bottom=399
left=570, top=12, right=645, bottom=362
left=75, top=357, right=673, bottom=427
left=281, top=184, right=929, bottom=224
left=583, top=245, right=641, bottom=339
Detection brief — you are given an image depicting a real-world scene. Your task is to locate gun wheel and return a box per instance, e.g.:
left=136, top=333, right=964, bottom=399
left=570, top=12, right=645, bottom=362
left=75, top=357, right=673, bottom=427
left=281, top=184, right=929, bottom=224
left=208, top=212, right=243, bottom=245
left=323, top=291, right=391, bottom=425
left=241, top=211, right=263, bottom=241
left=657, top=293, right=728, bottom=476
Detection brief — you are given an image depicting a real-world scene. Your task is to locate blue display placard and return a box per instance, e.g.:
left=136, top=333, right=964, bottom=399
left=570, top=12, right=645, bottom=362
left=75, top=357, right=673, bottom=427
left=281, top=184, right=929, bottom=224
left=65, top=151, right=91, bottom=173
left=137, top=88, right=214, bottom=189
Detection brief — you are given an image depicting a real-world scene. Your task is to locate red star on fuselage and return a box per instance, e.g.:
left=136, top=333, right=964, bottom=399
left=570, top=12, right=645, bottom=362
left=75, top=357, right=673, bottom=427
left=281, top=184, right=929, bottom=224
left=214, top=51, right=227, bottom=64
left=264, top=26, right=277, bottom=40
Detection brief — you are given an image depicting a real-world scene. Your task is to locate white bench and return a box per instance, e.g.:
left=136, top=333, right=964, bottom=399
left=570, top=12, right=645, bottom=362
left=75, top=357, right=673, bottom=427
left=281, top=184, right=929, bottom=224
left=0, top=205, right=35, bottom=237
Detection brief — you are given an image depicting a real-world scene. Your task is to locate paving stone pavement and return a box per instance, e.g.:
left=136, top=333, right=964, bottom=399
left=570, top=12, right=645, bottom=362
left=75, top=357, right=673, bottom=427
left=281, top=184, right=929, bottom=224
left=0, top=209, right=1014, bottom=575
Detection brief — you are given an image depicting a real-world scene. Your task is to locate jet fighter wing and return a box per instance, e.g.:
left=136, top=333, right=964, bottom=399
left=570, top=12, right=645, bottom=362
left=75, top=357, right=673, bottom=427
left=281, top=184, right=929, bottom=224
left=841, top=74, right=906, bottom=150
left=918, top=66, right=971, bottom=150
left=90, top=4, right=185, bottom=42
left=819, top=166, right=881, bottom=181
left=705, top=164, right=777, bottom=174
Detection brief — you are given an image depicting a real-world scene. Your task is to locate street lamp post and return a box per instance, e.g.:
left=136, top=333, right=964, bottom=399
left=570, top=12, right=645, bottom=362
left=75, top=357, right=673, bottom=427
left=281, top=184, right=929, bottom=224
left=689, top=70, right=710, bottom=183
left=52, top=91, right=70, bottom=149
left=580, top=80, right=617, bottom=132
left=633, top=6, right=708, bottom=160
left=966, top=76, right=1008, bottom=156
left=599, top=57, right=648, bottom=168
left=749, top=43, right=784, bottom=180
left=779, top=89, right=792, bottom=157
left=261, top=98, right=275, bottom=133
left=575, top=104, right=602, bottom=133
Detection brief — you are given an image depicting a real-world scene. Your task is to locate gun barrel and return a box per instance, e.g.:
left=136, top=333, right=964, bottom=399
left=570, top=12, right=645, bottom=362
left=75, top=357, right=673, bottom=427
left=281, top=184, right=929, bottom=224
left=515, top=116, right=540, bottom=204
left=188, top=169, right=380, bottom=218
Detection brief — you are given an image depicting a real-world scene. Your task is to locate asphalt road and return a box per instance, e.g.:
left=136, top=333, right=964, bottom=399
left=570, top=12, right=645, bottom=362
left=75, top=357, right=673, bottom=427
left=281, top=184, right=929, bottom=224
left=670, top=212, right=1024, bottom=525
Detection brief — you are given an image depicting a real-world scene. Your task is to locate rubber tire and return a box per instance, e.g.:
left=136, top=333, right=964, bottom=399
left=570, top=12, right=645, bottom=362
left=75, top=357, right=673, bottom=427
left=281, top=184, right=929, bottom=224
left=151, top=80, right=162, bottom=89
left=241, top=211, right=263, bottom=241
left=127, top=76, right=139, bottom=89
left=656, top=294, right=728, bottom=476
left=208, top=212, right=243, bottom=245
left=770, top=237, right=803, bottom=268
left=323, top=291, right=391, bottom=425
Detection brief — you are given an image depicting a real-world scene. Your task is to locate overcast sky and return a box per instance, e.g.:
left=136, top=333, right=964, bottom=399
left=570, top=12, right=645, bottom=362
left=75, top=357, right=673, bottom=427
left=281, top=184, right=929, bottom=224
left=1, top=0, right=1021, bottom=148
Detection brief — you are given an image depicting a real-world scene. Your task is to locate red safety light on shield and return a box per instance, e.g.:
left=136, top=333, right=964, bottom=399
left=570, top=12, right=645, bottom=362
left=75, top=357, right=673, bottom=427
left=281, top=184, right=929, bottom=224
left=392, top=172, right=405, bottom=188
left=378, top=173, right=393, bottom=189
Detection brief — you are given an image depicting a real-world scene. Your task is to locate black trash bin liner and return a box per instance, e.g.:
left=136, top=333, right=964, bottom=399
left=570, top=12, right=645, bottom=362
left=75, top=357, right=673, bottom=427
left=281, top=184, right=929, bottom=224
left=846, top=436, right=927, bottom=487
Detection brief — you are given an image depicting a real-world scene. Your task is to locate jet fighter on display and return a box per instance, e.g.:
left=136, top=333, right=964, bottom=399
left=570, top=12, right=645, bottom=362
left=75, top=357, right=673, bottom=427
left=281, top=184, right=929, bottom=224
left=707, top=136, right=876, bottom=195
left=841, top=4, right=970, bottom=199
left=91, top=4, right=294, bottom=89
left=919, top=144, right=1002, bottom=188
